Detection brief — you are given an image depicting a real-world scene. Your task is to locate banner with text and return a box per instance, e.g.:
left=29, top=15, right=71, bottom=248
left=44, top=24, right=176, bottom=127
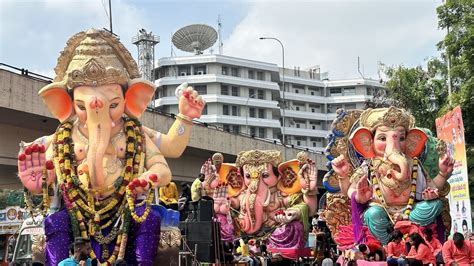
left=435, top=106, right=472, bottom=238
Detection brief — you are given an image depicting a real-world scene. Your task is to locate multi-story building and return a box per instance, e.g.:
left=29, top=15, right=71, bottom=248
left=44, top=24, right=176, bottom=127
left=153, top=54, right=384, bottom=151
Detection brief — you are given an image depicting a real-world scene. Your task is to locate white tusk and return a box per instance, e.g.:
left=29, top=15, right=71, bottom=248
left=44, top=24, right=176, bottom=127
left=112, top=121, right=116, bottom=127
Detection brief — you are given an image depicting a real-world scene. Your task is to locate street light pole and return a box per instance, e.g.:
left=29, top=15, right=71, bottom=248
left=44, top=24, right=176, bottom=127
left=259, top=37, right=285, bottom=146
left=246, top=94, right=256, bottom=135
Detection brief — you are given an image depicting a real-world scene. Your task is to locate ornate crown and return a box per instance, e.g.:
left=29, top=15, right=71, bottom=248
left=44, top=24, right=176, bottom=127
left=53, top=29, right=140, bottom=89
left=235, top=150, right=282, bottom=168
left=359, top=106, right=415, bottom=131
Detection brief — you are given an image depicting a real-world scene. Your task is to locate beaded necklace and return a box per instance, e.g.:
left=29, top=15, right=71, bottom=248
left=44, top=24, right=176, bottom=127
left=52, top=117, right=153, bottom=265
left=371, top=159, right=418, bottom=219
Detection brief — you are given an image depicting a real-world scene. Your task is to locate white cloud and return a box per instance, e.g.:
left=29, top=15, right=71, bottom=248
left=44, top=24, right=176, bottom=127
left=0, top=0, right=149, bottom=78
left=224, top=0, right=445, bottom=80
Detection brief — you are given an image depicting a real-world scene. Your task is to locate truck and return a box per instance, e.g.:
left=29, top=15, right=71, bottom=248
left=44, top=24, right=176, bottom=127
left=7, top=216, right=44, bottom=266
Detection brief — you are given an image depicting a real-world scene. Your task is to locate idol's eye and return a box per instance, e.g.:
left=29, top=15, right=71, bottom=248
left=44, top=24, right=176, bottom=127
left=110, top=103, right=119, bottom=109
left=77, top=104, right=86, bottom=111
left=378, top=136, right=386, bottom=141
left=245, top=173, right=250, bottom=179
left=262, top=172, right=269, bottom=178
left=400, top=136, right=406, bottom=141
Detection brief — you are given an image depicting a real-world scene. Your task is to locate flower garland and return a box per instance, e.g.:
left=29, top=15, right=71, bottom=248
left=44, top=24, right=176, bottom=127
left=371, top=159, right=418, bottom=220
left=52, top=117, right=151, bottom=265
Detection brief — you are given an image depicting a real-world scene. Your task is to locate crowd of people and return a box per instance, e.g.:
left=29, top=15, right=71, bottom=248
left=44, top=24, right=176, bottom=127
left=334, top=229, right=474, bottom=266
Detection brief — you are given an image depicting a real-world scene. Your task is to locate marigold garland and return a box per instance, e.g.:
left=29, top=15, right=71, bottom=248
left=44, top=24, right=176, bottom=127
left=51, top=117, right=152, bottom=265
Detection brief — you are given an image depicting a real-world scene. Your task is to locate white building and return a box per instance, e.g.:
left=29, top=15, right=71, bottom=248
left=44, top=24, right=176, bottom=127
left=154, top=54, right=384, bottom=152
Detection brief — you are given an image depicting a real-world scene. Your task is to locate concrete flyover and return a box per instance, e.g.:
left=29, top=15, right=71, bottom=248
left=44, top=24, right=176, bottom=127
left=0, top=68, right=329, bottom=189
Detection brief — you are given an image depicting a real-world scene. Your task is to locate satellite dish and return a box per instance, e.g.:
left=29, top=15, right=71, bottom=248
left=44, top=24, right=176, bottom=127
left=172, top=24, right=218, bottom=55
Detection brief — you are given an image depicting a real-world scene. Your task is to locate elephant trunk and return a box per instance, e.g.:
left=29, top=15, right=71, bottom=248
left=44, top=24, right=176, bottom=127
left=241, top=178, right=267, bottom=234
left=385, top=138, right=410, bottom=182
left=86, top=97, right=112, bottom=188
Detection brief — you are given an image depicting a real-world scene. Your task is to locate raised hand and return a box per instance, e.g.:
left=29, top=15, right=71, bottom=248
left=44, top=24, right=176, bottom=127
left=331, top=154, right=351, bottom=179
left=201, top=159, right=218, bottom=188
left=274, top=209, right=300, bottom=224
left=355, top=175, right=372, bottom=204
left=438, top=154, right=455, bottom=179
left=127, top=173, right=158, bottom=194
left=176, top=83, right=206, bottom=119
left=299, top=159, right=317, bottom=194
left=18, top=143, right=55, bottom=194
left=422, top=187, right=439, bottom=200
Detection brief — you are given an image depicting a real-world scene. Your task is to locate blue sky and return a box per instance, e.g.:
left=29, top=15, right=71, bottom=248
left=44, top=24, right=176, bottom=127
left=1, top=0, right=445, bottom=80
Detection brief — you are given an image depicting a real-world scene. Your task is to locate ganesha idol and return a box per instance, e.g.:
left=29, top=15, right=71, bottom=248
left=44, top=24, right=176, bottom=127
left=201, top=150, right=318, bottom=253
left=324, top=107, right=454, bottom=246
left=16, top=29, right=204, bottom=265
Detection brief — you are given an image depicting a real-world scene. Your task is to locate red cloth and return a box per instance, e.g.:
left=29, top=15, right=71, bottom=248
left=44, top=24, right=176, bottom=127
left=387, top=241, right=406, bottom=257
left=427, top=237, right=442, bottom=255
left=408, top=243, right=436, bottom=265
left=267, top=247, right=311, bottom=260
left=442, top=240, right=474, bottom=266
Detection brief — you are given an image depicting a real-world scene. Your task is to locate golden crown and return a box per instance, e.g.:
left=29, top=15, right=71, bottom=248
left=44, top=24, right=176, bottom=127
left=235, top=150, right=282, bottom=168
left=359, top=106, right=415, bottom=131
left=53, top=29, right=140, bottom=89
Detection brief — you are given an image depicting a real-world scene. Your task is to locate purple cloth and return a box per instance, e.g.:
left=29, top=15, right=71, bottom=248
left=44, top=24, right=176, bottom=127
left=44, top=205, right=160, bottom=266
left=215, top=214, right=235, bottom=243
left=436, top=215, right=446, bottom=244
left=351, top=191, right=367, bottom=244
left=268, top=220, right=305, bottom=249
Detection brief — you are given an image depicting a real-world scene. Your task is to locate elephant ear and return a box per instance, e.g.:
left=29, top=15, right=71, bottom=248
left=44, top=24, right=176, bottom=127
left=277, top=159, right=301, bottom=195
left=350, top=127, right=375, bottom=158
left=124, top=78, right=156, bottom=119
left=38, top=82, right=74, bottom=122
left=405, top=128, right=428, bottom=158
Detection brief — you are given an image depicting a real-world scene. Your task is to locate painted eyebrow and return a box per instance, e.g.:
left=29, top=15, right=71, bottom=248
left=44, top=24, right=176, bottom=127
left=75, top=100, right=84, bottom=103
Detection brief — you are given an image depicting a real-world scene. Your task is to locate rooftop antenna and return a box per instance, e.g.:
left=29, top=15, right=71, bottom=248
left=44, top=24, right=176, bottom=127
left=218, top=14, right=223, bottom=55
left=357, top=56, right=365, bottom=79
left=172, top=24, right=217, bottom=55
left=108, top=0, right=113, bottom=34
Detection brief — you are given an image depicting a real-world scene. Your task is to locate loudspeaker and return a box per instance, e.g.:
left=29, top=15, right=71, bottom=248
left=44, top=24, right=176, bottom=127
left=188, top=241, right=216, bottom=262
left=179, top=221, right=223, bottom=263
left=197, top=199, right=213, bottom=221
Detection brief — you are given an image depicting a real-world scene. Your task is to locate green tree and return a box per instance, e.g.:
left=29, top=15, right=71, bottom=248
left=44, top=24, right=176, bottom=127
left=436, top=0, right=474, bottom=146
left=383, top=61, right=448, bottom=132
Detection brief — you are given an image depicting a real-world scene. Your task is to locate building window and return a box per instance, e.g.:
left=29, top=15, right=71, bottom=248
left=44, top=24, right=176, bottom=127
left=231, top=86, right=239, bottom=96
left=202, top=105, right=208, bottom=115
left=222, top=66, right=228, bottom=75
left=194, top=85, right=207, bottom=95
left=232, top=125, right=240, bottom=133
left=257, top=72, right=264, bottom=81
left=223, top=124, right=230, bottom=132
left=330, top=88, right=342, bottom=96
left=311, top=108, right=315, bottom=113
left=313, top=142, right=316, bottom=147
left=178, top=65, right=191, bottom=76
left=232, top=106, right=240, bottom=116
left=344, top=87, right=356, bottom=95
left=194, top=65, right=206, bottom=75
left=295, top=89, right=299, bottom=94
left=221, top=85, right=229, bottom=95
left=250, top=127, right=256, bottom=136
left=345, top=104, right=357, bottom=110
left=297, top=141, right=301, bottom=146
left=223, top=105, right=229, bottom=115
left=295, top=106, right=300, bottom=111
left=258, top=128, right=265, bottom=138
left=367, top=87, right=374, bottom=95
left=296, top=123, right=300, bottom=128
left=248, top=70, right=255, bottom=79
left=231, top=67, right=239, bottom=77
left=249, top=88, right=255, bottom=97
left=257, top=90, right=264, bottom=100
left=249, top=108, right=256, bottom=118
left=258, top=109, right=265, bottom=118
